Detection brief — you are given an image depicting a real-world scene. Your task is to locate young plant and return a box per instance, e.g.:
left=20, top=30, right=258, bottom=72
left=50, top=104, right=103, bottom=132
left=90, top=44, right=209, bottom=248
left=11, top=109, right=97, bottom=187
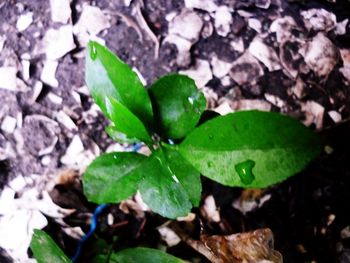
left=83, top=41, right=323, bottom=219
left=30, top=229, right=183, bottom=263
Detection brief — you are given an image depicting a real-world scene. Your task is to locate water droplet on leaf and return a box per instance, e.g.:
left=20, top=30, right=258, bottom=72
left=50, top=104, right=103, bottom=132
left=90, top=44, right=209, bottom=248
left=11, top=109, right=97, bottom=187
left=90, top=44, right=97, bottom=60
left=235, top=160, right=255, bottom=185
left=188, top=96, right=194, bottom=105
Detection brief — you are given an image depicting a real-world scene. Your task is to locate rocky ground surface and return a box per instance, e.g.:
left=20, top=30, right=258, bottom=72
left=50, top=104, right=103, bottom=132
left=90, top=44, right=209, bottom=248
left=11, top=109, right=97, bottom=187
left=0, top=0, right=349, bottom=262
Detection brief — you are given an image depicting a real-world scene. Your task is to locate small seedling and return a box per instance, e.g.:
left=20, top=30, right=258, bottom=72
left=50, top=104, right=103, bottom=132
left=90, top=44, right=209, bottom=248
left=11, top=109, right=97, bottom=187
left=31, top=41, right=323, bottom=262
left=83, top=41, right=323, bottom=219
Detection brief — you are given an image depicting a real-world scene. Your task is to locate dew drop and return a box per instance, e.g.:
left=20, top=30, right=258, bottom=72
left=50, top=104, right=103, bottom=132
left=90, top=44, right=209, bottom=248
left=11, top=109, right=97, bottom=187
left=90, top=44, right=97, bottom=60
left=207, top=161, right=214, bottom=168
left=235, top=160, right=255, bottom=185
left=188, top=96, right=194, bottom=105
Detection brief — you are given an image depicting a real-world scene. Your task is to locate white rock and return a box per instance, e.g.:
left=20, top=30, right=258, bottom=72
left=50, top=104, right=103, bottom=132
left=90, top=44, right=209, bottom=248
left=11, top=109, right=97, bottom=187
left=328, top=110, right=342, bottom=123
left=335, top=19, right=348, bottom=35
left=339, top=65, right=350, bottom=82
left=1, top=115, right=17, bottom=134
left=210, top=56, right=233, bottom=78
left=164, top=34, right=192, bottom=67
left=21, top=59, right=30, bottom=81
left=184, top=0, right=218, bottom=12
left=214, top=101, right=233, bottom=115
left=124, top=0, right=132, bottom=6
left=0, top=67, right=17, bottom=91
left=270, top=16, right=299, bottom=43
left=301, top=101, right=324, bottom=129
left=74, top=5, right=110, bottom=36
left=47, top=92, right=63, bottom=104
left=200, top=195, right=220, bottom=223
left=41, top=60, right=59, bottom=88
left=16, top=12, right=33, bottom=32
left=301, top=8, right=336, bottom=32
left=8, top=175, right=26, bottom=192
left=55, top=110, right=77, bottom=130
left=169, top=9, right=203, bottom=43
left=230, top=99, right=272, bottom=111
left=41, top=155, right=51, bottom=166
left=0, top=35, right=6, bottom=53
left=180, top=59, right=213, bottom=88
left=248, top=18, right=262, bottom=33
left=248, top=37, right=281, bottom=71
left=31, top=81, right=43, bottom=102
left=229, top=52, right=264, bottom=85
left=255, top=0, right=271, bottom=9
left=60, top=135, right=84, bottom=165
left=230, top=37, right=245, bottom=53
left=158, top=226, right=181, bottom=247
left=340, top=49, right=350, bottom=65
left=50, top=0, right=71, bottom=24
left=214, top=6, right=232, bottom=37
left=67, top=135, right=84, bottom=157
left=42, top=25, right=76, bottom=60
left=304, top=33, right=338, bottom=77
left=264, top=94, right=286, bottom=108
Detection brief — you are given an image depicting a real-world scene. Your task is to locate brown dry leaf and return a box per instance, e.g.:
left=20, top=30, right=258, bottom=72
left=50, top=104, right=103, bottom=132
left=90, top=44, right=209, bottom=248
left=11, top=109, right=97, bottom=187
left=174, top=226, right=282, bottom=263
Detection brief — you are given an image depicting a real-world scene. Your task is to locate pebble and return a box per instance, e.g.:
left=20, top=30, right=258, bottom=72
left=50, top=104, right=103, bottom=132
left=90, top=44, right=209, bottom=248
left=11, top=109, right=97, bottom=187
left=47, top=92, right=63, bottom=105
left=229, top=52, right=264, bottom=85
left=184, top=0, right=218, bottom=13
left=0, top=67, right=17, bottom=91
left=249, top=37, right=281, bottom=71
left=1, top=115, right=17, bottom=134
left=210, top=56, right=233, bottom=78
left=42, top=25, right=76, bottom=60
left=304, top=33, right=338, bottom=77
left=16, top=12, right=33, bottom=32
left=169, top=9, right=203, bottom=43
left=50, top=0, right=71, bottom=24
left=41, top=60, right=59, bottom=88
left=214, top=6, right=232, bottom=37
left=301, top=8, right=336, bottom=32
left=180, top=59, right=213, bottom=88
left=74, top=5, right=110, bottom=36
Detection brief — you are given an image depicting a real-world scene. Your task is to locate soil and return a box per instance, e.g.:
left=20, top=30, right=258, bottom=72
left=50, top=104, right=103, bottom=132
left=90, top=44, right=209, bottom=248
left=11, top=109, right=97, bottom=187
left=0, top=0, right=350, bottom=262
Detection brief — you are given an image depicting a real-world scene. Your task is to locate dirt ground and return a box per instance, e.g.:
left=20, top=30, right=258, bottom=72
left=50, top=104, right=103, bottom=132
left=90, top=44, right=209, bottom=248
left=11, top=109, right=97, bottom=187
left=0, top=0, right=350, bottom=262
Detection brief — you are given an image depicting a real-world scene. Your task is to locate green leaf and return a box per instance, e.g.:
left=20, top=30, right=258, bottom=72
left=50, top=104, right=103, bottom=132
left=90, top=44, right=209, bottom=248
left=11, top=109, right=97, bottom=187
left=149, top=74, right=206, bottom=139
left=162, top=146, right=201, bottom=206
left=85, top=41, right=153, bottom=127
left=105, top=125, right=140, bottom=144
left=109, top=247, right=184, bottom=263
left=30, top=229, right=71, bottom=263
left=178, top=110, right=323, bottom=188
left=83, top=152, right=147, bottom=204
left=105, top=97, right=152, bottom=143
left=139, top=150, right=192, bottom=219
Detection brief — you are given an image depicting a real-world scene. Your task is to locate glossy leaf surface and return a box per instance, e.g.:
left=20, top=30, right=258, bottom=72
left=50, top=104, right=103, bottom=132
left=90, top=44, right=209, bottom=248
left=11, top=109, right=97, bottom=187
left=163, top=146, right=201, bottom=206
left=139, top=150, right=192, bottom=218
left=149, top=74, right=206, bottom=139
left=83, top=152, right=147, bottom=203
left=110, top=247, right=184, bottom=263
left=179, top=111, right=323, bottom=188
left=30, top=229, right=71, bottom=263
left=85, top=41, right=153, bottom=127
left=106, top=97, right=152, bottom=143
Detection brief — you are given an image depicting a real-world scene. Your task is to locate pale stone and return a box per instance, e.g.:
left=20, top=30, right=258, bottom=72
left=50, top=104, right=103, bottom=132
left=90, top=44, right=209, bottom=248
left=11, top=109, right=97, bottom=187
left=180, top=59, right=212, bottom=88
left=50, top=0, right=71, bottom=23
left=249, top=37, right=281, bottom=71
left=0, top=67, right=17, bottom=91
left=1, top=115, right=17, bottom=134
left=16, top=12, right=33, bottom=32
left=41, top=60, right=59, bottom=88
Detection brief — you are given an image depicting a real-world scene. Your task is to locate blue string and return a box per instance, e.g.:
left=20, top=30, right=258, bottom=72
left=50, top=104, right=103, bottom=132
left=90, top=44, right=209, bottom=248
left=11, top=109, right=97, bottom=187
left=71, top=204, right=108, bottom=262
